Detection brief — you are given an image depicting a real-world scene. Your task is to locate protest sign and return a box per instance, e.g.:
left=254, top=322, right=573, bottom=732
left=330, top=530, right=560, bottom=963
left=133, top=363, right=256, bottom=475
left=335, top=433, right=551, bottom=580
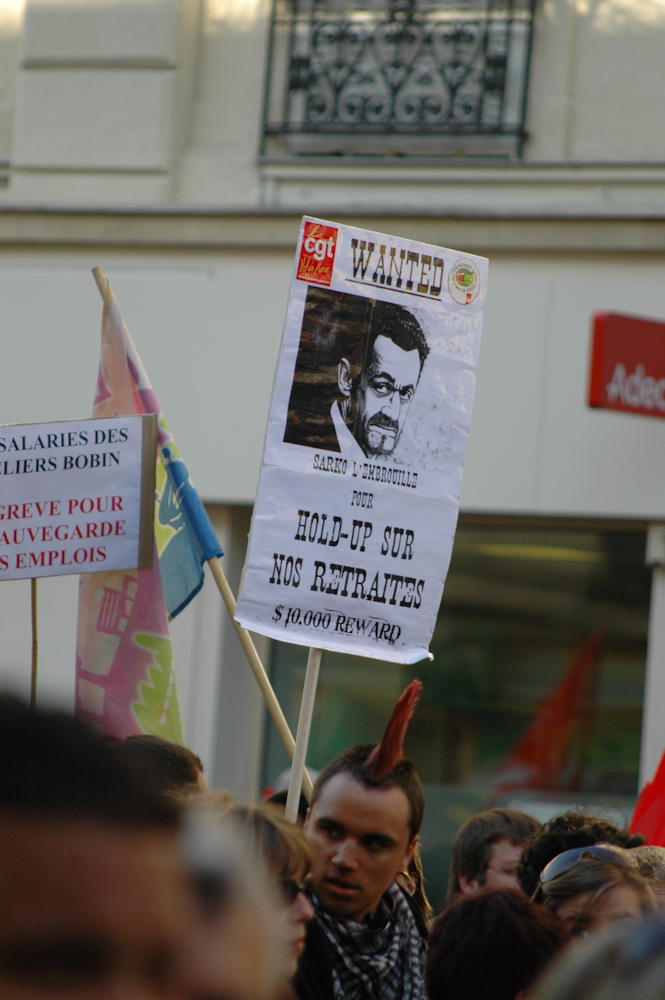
left=235, top=217, right=488, bottom=664
left=0, top=414, right=156, bottom=581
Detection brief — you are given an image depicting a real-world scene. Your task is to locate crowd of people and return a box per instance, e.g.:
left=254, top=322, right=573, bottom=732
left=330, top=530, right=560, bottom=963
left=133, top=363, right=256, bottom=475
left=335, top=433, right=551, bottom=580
left=3, top=680, right=665, bottom=1000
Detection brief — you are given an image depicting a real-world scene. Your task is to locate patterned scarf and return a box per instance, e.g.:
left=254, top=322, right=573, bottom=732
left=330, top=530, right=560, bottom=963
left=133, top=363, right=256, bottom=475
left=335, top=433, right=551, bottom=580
left=309, top=882, right=426, bottom=1000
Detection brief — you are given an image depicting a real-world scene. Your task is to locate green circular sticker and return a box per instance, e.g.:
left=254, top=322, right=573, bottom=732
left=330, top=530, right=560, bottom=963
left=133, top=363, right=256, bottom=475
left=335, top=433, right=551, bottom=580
left=448, top=258, right=480, bottom=305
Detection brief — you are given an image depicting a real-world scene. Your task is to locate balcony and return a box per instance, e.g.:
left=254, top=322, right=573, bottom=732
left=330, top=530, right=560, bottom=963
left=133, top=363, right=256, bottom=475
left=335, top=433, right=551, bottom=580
left=262, top=0, right=535, bottom=160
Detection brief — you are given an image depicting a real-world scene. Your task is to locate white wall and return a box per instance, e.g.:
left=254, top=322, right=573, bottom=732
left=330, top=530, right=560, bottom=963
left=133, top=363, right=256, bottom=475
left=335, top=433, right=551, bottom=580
left=464, top=255, right=665, bottom=517
left=0, top=250, right=289, bottom=501
left=165, top=504, right=268, bottom=796
left=3, top=247, right=664, bottom=789
left=1, top=248, right=665, bottom=515
left=0, top=572, right=78, bottom=706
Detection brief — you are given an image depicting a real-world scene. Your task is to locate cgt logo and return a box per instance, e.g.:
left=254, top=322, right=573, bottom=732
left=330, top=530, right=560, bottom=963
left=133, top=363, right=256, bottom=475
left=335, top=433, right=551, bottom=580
left=297, top=222, right=338, bottom=286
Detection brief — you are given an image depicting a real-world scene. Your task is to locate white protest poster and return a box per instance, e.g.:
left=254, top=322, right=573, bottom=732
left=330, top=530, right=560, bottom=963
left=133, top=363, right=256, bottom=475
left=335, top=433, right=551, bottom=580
left=0, top=414, right=156, bottom=581
left=235, top=217, right=488, bottom=664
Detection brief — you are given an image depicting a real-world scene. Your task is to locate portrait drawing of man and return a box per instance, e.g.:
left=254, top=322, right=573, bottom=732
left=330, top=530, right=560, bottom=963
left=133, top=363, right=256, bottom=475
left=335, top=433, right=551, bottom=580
left=284, top=286, right=429, bottom=460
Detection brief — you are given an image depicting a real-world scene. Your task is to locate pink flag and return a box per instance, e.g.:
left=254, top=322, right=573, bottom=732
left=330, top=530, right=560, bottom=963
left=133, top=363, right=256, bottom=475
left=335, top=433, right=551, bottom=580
left=75, top=286, right=184, bottom=742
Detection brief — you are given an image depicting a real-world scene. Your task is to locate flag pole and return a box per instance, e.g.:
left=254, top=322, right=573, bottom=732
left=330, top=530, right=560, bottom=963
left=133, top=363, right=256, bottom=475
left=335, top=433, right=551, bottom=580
left=91, top=267, right=312, bottom=803
left=285, top=646, right=322, bottom=824
left=30, top=578, right=38, bottom=709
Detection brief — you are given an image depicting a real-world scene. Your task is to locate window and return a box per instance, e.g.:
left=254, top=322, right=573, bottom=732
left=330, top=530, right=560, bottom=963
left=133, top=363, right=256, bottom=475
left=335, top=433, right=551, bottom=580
left=262, top=0, right=535, bottom=158
left=262, top=516, right=650, bottom=907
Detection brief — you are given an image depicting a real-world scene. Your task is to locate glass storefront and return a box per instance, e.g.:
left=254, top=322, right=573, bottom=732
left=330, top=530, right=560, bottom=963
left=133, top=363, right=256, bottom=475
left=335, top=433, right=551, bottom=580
left=262, top=515, right=651, bottom=908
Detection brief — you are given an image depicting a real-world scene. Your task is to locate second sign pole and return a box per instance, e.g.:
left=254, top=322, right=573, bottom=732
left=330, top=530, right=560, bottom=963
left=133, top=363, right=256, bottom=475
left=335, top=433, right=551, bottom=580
left=285, top=647, right=322, bottom=824
left=30, top=578, right=38, bottom=709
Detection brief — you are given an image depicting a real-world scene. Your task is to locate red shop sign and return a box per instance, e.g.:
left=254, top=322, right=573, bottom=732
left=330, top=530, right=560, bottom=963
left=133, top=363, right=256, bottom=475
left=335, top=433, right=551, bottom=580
left=588, top=312, right=665, bottom=418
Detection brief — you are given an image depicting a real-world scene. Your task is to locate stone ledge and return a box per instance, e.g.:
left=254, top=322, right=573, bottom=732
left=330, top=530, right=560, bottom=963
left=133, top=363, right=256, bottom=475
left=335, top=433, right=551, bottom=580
left=258, top=161, right=665, bottom=218
left=0, top=207, right=665, bottom=253
left=259, top=160, right=665, bottom=184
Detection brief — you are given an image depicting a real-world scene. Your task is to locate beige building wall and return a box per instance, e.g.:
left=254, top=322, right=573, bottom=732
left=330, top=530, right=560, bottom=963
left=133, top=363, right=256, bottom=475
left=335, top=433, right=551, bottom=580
left=1, top=233, right=665, bottom=797
left=0, top=0, right=664, bottom=795
left=0, top=0, right=663, bottom=206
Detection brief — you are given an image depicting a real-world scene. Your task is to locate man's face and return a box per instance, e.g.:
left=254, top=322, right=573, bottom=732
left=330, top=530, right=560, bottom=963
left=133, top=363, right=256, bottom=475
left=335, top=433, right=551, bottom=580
left=0, top=814, right=188, bottom=1000
left=459, top=837, right=523, bottom=895
left=482, top=838, right=524, bottom=891
left=347, top=335, right=421, bottom=458
left=303, top=773, right=416, bottom=922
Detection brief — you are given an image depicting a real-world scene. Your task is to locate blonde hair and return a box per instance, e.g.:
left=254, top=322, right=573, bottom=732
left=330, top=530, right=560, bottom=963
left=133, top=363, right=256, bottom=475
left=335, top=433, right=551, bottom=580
left=168, top=787, right=235, bottom=812
left=631, top=846, right=665, bottom=885
left=534, top=844, right=652, bottom=919
left=227, top=802, right=312, bottom=881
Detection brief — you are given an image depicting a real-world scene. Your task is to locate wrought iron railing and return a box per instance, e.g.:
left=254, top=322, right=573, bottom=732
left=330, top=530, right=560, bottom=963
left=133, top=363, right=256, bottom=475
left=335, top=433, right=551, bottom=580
left=262, top=0, right=535, bottom=157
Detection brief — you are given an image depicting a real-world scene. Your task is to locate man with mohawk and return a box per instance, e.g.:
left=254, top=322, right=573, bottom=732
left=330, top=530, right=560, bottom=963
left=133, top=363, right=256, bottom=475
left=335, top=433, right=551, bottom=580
left=295, top=680, right=427, bottom=1000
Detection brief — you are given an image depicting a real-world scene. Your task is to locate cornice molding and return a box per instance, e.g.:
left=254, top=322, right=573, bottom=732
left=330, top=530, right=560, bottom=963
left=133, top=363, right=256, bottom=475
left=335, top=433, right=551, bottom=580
left=0, top=207, right=665, bottom=253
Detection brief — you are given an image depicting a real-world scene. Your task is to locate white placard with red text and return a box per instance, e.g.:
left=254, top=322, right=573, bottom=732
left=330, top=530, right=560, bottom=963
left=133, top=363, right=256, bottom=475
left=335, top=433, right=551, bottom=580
left=235, top=217, right=488, bottom=664
left=0, top=415, right=156, bottom=581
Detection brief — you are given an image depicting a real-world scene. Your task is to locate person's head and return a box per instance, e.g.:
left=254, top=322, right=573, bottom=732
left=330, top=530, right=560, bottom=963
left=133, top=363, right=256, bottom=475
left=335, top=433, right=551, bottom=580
left=338, top=301, right=428, bottom=458
left=0, top=694, right=188, bottom=1000
left=114, top=733, right=207, bottom=795
left=427, top=889, right=568, bottom=1000
left=630, top=846, right=665, bottom=910
left=227, top=803, right=314, bottom=978
left=179, top=805, right=284, bottom=1000
left=304, top=681, right=424, bottom=921
left=532, top=917, right=665, bottom=1000
left=449, top=808, right=542, bottom=897
left=266, top=788, right=310, bottom=822
left=518, top=811, right=646, bottom=898
left=532, top=844, right=654, bottom=935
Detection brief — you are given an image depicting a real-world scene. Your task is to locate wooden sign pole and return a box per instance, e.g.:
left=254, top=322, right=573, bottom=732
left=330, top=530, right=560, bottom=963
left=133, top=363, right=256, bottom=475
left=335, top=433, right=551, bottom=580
left=30, top=578, right=38, bottom=709
left=285, top=647, right=322, bottom=824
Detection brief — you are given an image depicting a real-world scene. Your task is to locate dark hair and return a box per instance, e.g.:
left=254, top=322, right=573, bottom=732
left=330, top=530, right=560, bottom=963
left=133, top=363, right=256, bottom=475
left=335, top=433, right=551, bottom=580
left=0, top=694, right=177, bottom=828
left=114, top=734, right=204, bottom=795
left=284, top=288, right=428, bottom=451
left=448, top=808, right=542, bottom=896
left=364, top=300, right=429, bottom=372
left=267, top=788, right=309, bottom=822
left=341, top=299, right=429, bottom=391
left=517, top=812, right=646, bottom=898
left=312, top=743, right=424, bottom=841
left=427, top=889, right=568, bottom=1000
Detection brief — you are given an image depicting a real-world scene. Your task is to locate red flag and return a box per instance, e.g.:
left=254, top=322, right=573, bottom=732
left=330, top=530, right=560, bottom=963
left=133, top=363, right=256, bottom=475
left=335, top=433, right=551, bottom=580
left=488, top=632, right=602, bottom=800
left=630, top=750, right=665, bottom=843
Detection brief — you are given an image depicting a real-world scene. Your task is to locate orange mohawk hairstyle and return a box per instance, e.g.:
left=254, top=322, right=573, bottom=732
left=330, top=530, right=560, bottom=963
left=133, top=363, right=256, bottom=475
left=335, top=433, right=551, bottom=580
left=364, top=679, right=422, bottom=783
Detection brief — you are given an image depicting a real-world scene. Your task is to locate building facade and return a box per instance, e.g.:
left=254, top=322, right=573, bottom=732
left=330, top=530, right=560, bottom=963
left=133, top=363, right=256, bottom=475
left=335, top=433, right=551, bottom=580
left=1, top=0, right=665, bottom=902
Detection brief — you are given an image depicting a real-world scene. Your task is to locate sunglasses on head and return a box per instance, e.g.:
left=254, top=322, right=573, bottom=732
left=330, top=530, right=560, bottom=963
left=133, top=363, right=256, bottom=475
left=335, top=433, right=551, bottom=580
left=539, top=845, right=634, bottom=885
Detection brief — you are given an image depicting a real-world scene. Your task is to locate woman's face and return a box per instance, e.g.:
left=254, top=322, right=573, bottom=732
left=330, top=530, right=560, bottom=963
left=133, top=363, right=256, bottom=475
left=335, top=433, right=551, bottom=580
left=555, top=883, right=644, bottom=934
left=277, top=880, right=315, bottom=978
